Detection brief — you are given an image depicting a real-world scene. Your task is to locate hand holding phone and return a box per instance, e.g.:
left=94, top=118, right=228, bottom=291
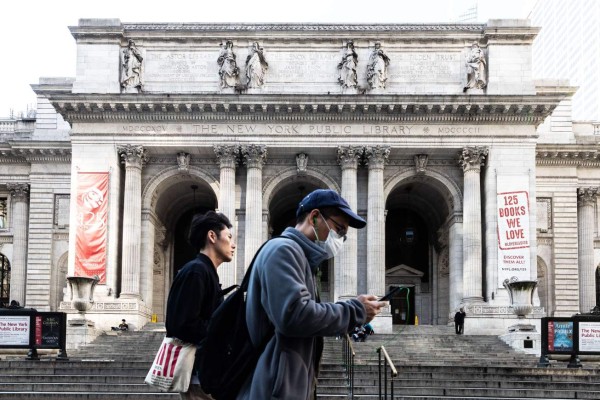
left=379, top=286, right=403, bottom=301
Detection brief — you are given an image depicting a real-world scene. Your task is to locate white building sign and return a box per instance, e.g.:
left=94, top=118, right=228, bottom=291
left=579, top=322, right=600, bottom=352
left=0, top=316, right=30, bottom=346
left=497, top=176, right=531, bottom=286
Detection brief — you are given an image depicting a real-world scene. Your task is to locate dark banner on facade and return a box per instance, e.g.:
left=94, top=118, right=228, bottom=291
left=75, top=172, right=108, bottom=283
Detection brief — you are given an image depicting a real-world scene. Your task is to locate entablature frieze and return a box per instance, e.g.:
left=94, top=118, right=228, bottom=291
left=0, top=147, right=71, bottom=164
left=536, top=146, right=600, bottom=167
left=50, top=96, right=560, bottom=126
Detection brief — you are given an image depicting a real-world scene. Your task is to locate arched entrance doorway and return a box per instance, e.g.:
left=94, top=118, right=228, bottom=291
left=142, top=167, right=219, bottom=321
left=385, top=175, right=455, bottom=325
left=266, top=174, right=335, bottom=301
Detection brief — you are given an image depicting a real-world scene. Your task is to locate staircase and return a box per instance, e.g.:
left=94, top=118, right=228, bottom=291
left=317, top=325, right=600, bottom=399
left=0, top=323, right=176, bottom=399
left=2, top=324, right=600, bottom=399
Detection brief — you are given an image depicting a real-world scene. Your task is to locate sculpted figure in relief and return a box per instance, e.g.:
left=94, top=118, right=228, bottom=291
left=463, top=42, right=487, bottom=92
left=338, top=41, right=358, bottom=88
left=245, top=42, right=268, bottom=88
left=366, top=42, right=390, bottom=89
left=121, top=40, right=143, bottom=92
left=218, top=41, right=239, bottom=88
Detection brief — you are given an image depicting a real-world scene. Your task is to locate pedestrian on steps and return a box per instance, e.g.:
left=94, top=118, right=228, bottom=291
left=165, top=211, right=236, bottom=400
left=454, top=307, right=466, bottom=335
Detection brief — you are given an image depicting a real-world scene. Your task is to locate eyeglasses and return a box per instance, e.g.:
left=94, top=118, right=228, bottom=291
left=320, top=211, right=348, bottom=241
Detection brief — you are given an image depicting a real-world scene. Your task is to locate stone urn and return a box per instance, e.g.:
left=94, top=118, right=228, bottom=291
left=503, top=278, right=537, bottom=317
left=67, top=276, right=99, bottom=313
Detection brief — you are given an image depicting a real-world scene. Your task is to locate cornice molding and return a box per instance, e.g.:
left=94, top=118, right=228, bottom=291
left=44, top=95, right=563, bottom=126
left=536, top=147, right=600, bottom=167
left=122, top=23, right=486, bottom=32
left=0, top=148, right=71, bottom=164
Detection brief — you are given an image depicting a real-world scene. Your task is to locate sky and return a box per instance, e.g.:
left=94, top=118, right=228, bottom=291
left=0, top=0, right=535, bottom=118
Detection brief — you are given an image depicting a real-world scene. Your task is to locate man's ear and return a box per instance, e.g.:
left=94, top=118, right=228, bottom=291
left=207, top=230, right=217, bottom=244
left=311, top=210, right=319, bottom=226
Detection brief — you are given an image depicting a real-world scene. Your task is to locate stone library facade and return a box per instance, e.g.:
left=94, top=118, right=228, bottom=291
left=0, top=18, right=596, bottom=334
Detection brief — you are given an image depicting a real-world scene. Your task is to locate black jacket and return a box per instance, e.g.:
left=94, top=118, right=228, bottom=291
left=165, top=253, right=223, bottom=344
left=454, top=311, right=466, bottom=324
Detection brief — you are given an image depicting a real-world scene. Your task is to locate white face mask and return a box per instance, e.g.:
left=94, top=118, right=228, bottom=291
left=313, top=214, right=345, bottom=259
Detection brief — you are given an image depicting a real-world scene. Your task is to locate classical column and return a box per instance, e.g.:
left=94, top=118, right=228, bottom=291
left=336, top=146, right=363, bottom=300
left=214, top=144, right=238, bottom=287
left=241, top=145, right=266, bottom=269
left=364, top=145, right=390, bottom=297
left=7, top=183, right=29, bottom=305
left=578, top=187, right=598, bottom=313
left=118, top=145, right=147, bottom=298
left=458, top=146, right=488, bottom=303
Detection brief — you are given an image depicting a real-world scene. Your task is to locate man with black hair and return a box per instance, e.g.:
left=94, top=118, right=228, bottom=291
left=165, top=211, right=236, bottom=400
left=238, top=189, right=386, bottom=400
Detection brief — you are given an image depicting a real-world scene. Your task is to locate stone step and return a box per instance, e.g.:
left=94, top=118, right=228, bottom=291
left=0, top=393, right=177, bottom=399
left=317, top=384, right=600, bottom=399
left=0, top=383, right=159, bottom=392
left=0, top=375, right=147, bottom=384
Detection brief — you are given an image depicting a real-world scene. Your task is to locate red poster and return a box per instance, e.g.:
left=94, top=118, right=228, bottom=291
left=75, top=172, right=108, bottom=283
left=35, top=316, right=42, bottom=345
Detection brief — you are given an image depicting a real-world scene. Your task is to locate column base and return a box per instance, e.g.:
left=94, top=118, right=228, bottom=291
left=66, top=322, right=101, bottom=350
left=500, top=326, right=540, bottom=356
left=369, top=309, right=393, bottom=334
left=118, top=293, right=141, bottom=299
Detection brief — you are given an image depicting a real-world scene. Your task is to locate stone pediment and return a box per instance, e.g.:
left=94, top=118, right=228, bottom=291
left=386, top=264, right=424, bottom=278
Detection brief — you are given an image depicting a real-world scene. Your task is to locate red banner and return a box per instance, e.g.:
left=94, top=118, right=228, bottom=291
left=75, top=172, right=108, bottom=283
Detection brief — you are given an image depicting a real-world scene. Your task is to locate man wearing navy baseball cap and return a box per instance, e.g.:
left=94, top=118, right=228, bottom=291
left=239, top=189, right=385, bottom=400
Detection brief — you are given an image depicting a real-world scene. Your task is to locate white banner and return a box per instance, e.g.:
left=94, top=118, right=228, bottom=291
left=0, top=316, right=30, bottom=346
left=497, top=176, right=531, bottom=286
left=579, top=322, right=600, bottom=352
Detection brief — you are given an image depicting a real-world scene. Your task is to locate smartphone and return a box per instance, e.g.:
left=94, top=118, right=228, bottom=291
left=378, top=286, right=403, bottom=301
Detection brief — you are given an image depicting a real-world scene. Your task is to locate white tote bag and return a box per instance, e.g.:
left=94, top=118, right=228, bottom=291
left=145, top=336, right=196, bottom=392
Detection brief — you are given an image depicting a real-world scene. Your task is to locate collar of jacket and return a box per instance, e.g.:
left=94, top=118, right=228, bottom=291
left=280, top=227, right=328, bottom=272
left=196, top=252, right=219, bottom=275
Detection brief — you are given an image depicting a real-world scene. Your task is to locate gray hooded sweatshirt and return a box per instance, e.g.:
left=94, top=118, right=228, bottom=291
left=237, top=227, right=367, bottom=400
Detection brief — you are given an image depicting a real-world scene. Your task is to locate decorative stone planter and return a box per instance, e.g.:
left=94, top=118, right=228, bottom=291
left=503, top=278, right=537, bottom=317
left=67, top=276, right=99, bottom=313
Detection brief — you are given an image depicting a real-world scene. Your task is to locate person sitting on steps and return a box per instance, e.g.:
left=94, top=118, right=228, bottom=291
left=111, top=319, right=129, bottom=331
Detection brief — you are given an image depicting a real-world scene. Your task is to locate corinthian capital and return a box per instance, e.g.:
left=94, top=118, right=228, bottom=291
left=118, top=145, right=147, bottom=168
left=241, top=144, right=267, bottom=169
left=364, top=145, right=390, bottom=169
left=7, top=183, right=29, bottom=202
left=214, top=144, right=239, bottom=169
left=578, top=187, right=599, bottom=207
left=337, top=146, right=363, bottom=170
left=459, top=146, right=488, bottom=172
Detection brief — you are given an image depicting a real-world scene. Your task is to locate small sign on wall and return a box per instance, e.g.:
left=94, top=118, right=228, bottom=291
left=579, top=322, right=600, bottom=352
left=0, top=316, right=30, bottom=346
left=497, top=176, right=531, bottom=286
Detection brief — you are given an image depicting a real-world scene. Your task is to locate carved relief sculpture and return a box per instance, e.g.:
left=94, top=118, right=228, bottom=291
left=366, top=42, right=390, bottom=89
left=177, top=152, right=190, bottom=172
left=217, top=40, right=239, bottom=88
left=245, top=42, right=268, bottom=88
left=338, top=41, right=358, bottom=88
left=414, top=154, right=429, bottom=174
left=296, top=153, right=308, bottom=175
left=120, top=40, right=144, bottom=92
left=463, top=42, right=487, bottom=92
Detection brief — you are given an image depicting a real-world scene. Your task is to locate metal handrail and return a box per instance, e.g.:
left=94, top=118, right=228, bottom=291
left=343, top=333, right=356, bottom=399
left=377, top=345, right=397, bottom=399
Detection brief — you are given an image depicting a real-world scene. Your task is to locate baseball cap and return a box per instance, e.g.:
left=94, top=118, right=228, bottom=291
left=296, top=189, right=366, bottom=229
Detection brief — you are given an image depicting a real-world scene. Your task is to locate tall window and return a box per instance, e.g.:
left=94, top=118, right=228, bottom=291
left=0, top=254, right=9, bottom=307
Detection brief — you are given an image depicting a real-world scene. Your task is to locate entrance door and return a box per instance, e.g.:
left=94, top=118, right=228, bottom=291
left=389, top=286, right=415, bottom=325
